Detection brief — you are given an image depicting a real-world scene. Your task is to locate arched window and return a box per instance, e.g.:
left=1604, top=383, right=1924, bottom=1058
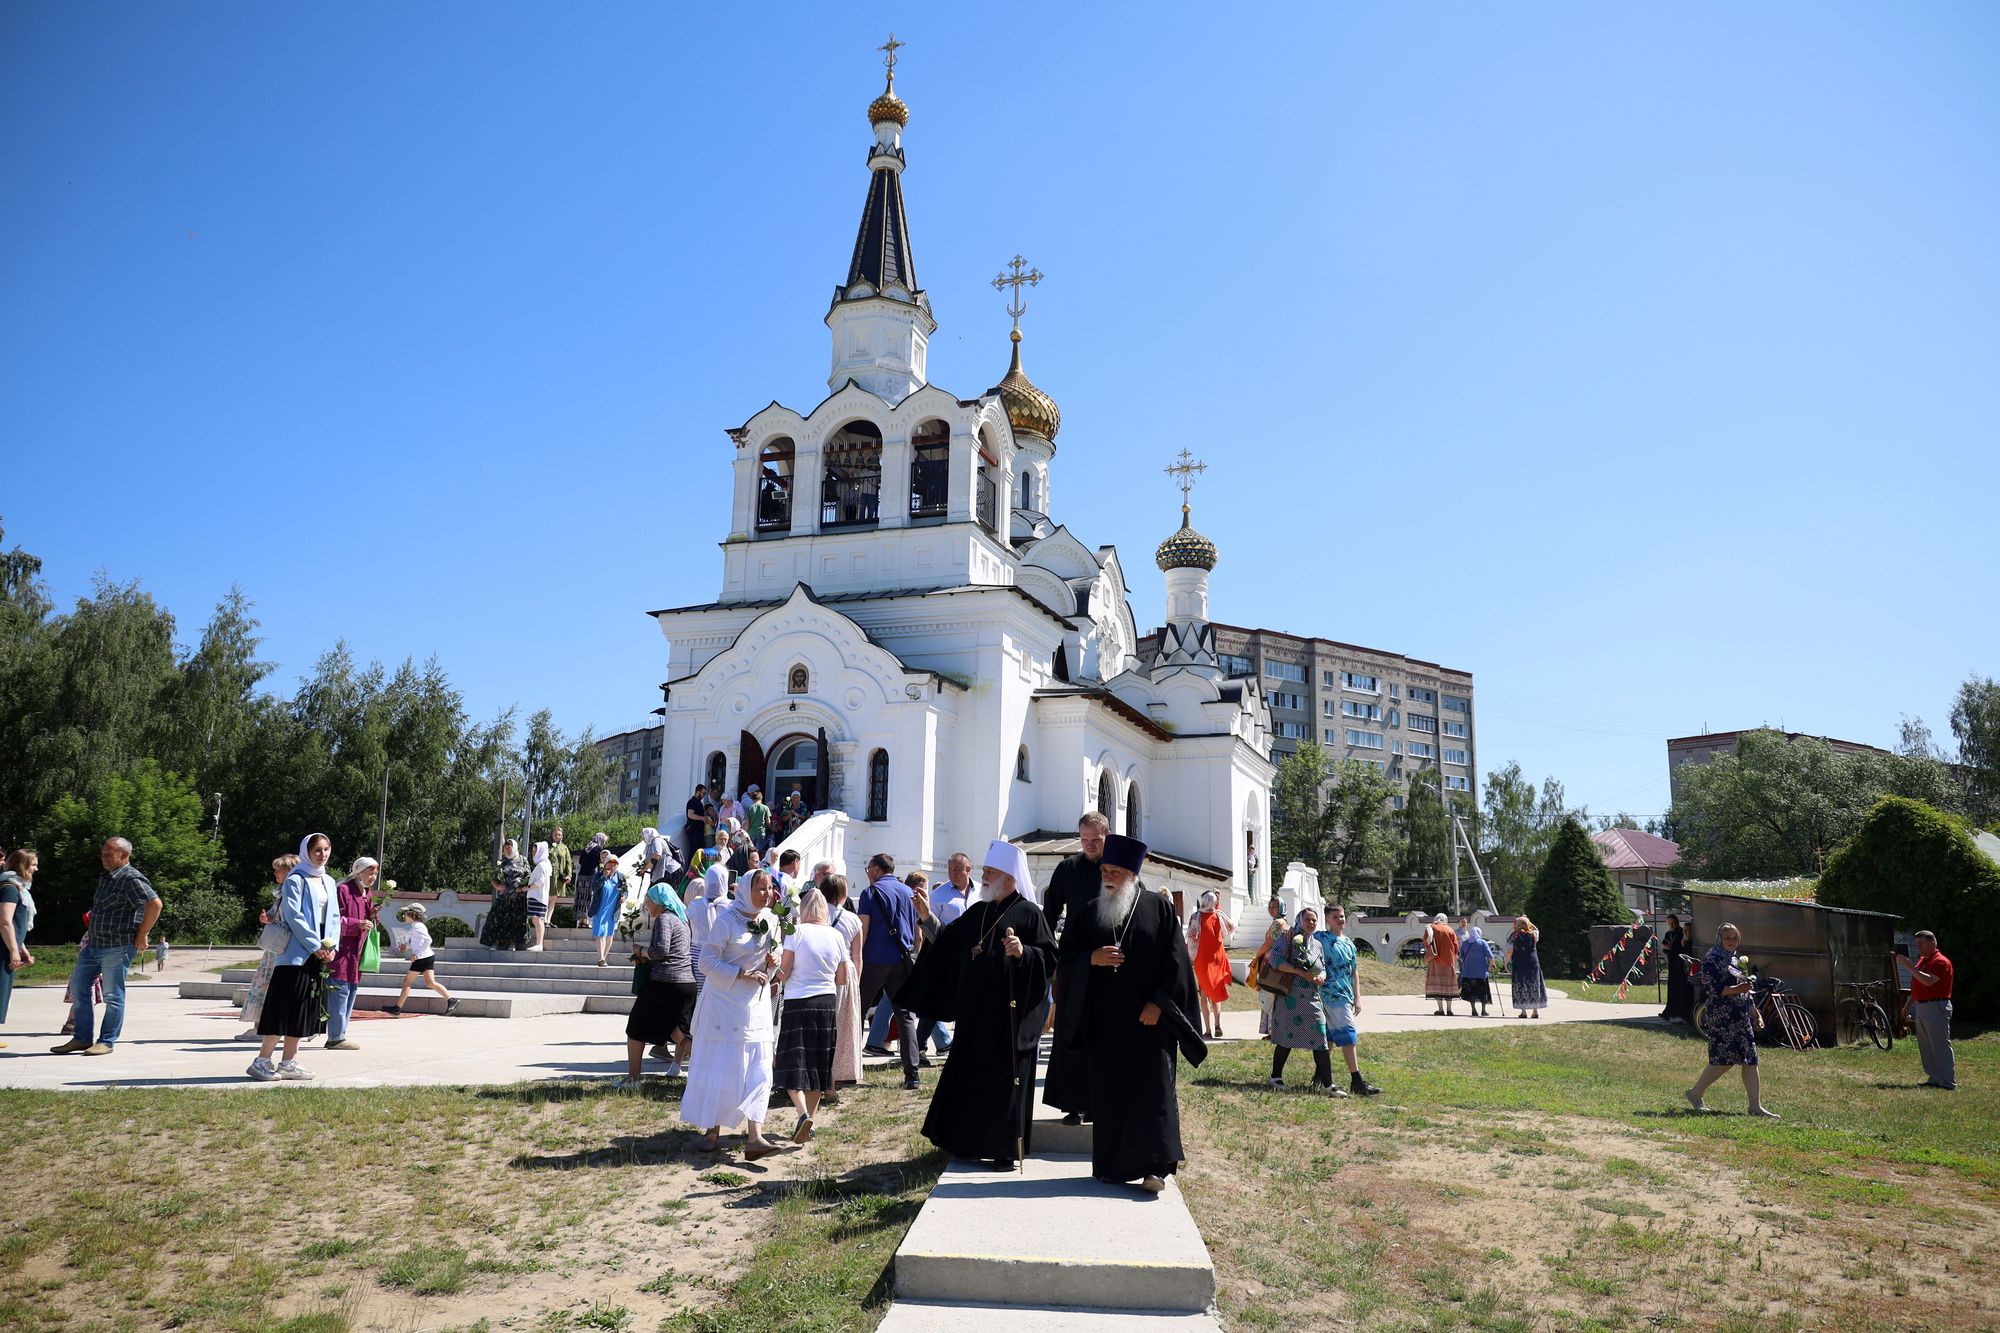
left=822, top=421, right=883, bottom=529
left=1096, top=769, right=1115, bottom=819
left=976, top=435, right=1001, bottom=534
left=910, top=419, right=950, bottom=519
left=705, top=751, right=727, bottom=797
left=867, top=749, right=890, bottom=822
left=1125, top=781, right=1142, bottom=838
left=1015, top=745, right=1031, bottom=782
left=1016, top=468, right=1038, bottom=512
left=770, top=737, right=819, bottom=809
left=757, top=437, right=795, bottom=533
left=787, top=665, right=809, bottom=695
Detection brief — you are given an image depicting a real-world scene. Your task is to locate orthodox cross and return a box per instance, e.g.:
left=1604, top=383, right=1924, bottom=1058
left=991, top=254, right=1043, bottom=331
left=878, top=33, right=905, bottom=81
left=1165, top=449, right=1207, bottom=505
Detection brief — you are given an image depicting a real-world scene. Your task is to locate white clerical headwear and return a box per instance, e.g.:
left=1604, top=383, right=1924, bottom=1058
left=982, top=838, right=1039, bottom=905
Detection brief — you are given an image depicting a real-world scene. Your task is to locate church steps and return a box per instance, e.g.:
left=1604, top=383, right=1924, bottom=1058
left=876, top=1302, right=1221, bottom=1331
left=208, top=967, right=636, bottom=997
left=892, top=1155, right=1215, bottom=1314
left=174, top=978, right=584, bottom=1019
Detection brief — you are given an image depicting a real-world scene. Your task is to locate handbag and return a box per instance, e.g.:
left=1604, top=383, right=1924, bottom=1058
left=257, top=920, right=290, bottom=953
left=631, top=961, right=650, bottom=996
left=1257, top=963, right=1294, bottom=999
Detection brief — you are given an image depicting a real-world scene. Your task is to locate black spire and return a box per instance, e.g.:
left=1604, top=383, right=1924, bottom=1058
left=844, top=162, right=918, bottom=296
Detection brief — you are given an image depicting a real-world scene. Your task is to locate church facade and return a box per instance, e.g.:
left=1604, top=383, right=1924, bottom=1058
left=651, top=57, right=1276, bottom=915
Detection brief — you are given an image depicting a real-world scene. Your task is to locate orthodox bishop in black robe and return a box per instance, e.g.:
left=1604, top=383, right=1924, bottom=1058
left=1041, top=844, right=1103, bottom=1115
left=899, top=839, right=1056, bottom=1167
left=1055, top=834, right=1204, bottom=1188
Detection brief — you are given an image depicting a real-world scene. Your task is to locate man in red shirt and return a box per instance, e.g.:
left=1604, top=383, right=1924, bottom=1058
left=1898, top=931, right=1955, bottom=1091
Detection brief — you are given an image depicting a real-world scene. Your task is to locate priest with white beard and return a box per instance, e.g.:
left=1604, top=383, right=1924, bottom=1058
left=898, top=840, right=1056, bottom=1170
left=1052, top=834, right=1206, bottom=1193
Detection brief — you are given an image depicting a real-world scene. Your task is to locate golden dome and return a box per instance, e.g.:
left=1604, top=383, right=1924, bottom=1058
left=1155, top=506, right=1219, bottom=572
left=868, top=82, right=909, bottom=127
left=988, top=329, right=1062, bottom=441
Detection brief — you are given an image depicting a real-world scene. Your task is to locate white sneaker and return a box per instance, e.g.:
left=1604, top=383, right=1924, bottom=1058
left=235, top=1028, right=260, bottom=1041
left=662, top=1060, right=683, bottom=1078
left=613, top=1076, right=643, bottom=1090
left=246, top=1057, right=278, bottom=1081
left=276, top=1060, right=314, bottom=1081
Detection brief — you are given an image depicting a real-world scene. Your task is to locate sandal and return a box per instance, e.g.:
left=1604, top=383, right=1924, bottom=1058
left=744, top=1142, right=782, bottom=1162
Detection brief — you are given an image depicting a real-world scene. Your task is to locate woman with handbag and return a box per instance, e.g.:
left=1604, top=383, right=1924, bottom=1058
left=248, top=834, right=343, bottom=1081
left=236, top=853, right=301, bottom=1040
left=1250, top=897, right=1285, bottom=1038
left=324, top=857, right=379, bottom=1051
left=620, top=885, right=697, bottom=1085
left=1264, top=906, right=1337, bottom=1094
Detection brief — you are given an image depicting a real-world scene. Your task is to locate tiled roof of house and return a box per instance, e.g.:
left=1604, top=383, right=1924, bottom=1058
left=1591, top=827, right=1681, bottom=870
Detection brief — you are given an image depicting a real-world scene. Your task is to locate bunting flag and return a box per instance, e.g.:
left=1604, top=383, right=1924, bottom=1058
left=1583, top=920, right=1644, bottom=988
left=1614, top=938, right=1655, bottom=1000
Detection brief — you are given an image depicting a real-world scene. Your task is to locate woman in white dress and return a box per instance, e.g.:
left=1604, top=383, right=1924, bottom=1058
left=681, top=868, right=784, bottom=1160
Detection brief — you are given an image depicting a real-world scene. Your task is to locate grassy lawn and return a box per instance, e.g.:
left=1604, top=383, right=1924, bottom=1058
left=9, top=944, right=82, bottom=988
left=0, top=1069, right=943, bottom=1333
left=1178, top=1017, right=1999, bottom=1332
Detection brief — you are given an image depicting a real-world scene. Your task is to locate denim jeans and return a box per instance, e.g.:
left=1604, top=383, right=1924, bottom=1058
left=325, top=979, right=358, bottom=1042
left=67, top=944, right=137, bottom=1047
left=867, top=996, right=951, bottom=1053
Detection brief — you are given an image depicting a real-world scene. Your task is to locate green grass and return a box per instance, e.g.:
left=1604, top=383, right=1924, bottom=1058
left=1179, top=1017, right=2000, bottom=1331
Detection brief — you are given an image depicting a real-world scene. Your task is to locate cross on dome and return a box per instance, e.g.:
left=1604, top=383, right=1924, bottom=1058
left=1156, top=450, right=1218, bottom=572
left=1165, top=449, right=1207, bottom=505
left=992, top=254, right=1043, bottom=332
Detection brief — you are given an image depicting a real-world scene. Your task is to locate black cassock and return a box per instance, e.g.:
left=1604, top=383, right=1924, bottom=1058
left=1056, top=886, right=1201, bottom=1183
left=899, top=892, right=1056, bottom=1164
left=1040, top=851, right=1100, bottom=1115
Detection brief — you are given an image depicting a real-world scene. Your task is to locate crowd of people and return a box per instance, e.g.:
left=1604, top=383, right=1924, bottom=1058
left=0, top=815, right=1962, bottom=1178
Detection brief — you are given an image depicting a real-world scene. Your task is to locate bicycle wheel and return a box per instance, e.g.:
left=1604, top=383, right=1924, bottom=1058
left=1778, top=998, right=1817, bottom=1051
left=1865, top=1001, right=1893, bottom=1051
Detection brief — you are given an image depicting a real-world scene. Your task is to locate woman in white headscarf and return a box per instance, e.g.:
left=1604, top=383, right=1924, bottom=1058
left=526, top=841, right=552, bottom=951
left=247, top=834, right=343, bottom=1082
left=680, top=868, right=784, bottom=1160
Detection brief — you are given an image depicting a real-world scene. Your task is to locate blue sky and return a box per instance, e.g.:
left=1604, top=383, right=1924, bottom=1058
left=3, top=2, right=1996, bottom=822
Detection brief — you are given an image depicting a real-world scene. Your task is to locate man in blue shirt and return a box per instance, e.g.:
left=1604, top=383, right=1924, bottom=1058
left=1313, top=904, right=1382, bottom=1097
left=857, top=852, right=922, bottom=1089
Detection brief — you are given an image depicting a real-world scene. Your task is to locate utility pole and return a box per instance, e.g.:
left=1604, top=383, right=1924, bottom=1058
left=376, top=765, right=390, bottom=867
left=495, top=777, right=509, bottom=862
left=522, top=777, right=536, bottom=855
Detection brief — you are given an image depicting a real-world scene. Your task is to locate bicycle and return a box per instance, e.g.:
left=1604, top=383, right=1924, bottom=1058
left=1835, top=979, right=1895, bottom=1051
left=1751, top=973, right=1818, bottom=1051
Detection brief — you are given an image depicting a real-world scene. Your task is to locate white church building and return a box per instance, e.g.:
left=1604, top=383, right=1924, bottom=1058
left=650, top=56, right=1277, bottom=917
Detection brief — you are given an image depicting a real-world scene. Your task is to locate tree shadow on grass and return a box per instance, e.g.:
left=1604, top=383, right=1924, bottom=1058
left=508, top=1125, right=706, bottom=1170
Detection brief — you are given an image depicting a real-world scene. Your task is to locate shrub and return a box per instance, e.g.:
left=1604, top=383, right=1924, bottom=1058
left=428, top=916, right=474, bottom=942
left=1523, top=818, right=1630, bottom=973
left=161, top=884, right=248, bottom=944
left=550, top=905, right=577, bottom=930
left=1817, top=796, right=2000, bottom=1020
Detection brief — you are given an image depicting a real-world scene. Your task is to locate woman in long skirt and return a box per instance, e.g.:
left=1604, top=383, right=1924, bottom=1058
left=1458, top=925, right=1496, bottom=1017
left=236, top=852, right=300, bottom=1039
left=1425, top=913, right=1461, bottom=1016
left=825, top=874, right=865, bottom=1095
left=1251, top=898, right=1284, bottom=1038
left=621, top=888, right=696, bottom=1085
left=248, top=834, right=342, bottom=1082
left=772, top=888, right=848, bottom=1143
left=1508, top=916, right=1548, bottom=1019
left=481, top=839, right=530, bottom=951
left=1660, top=913, right=1695, bottom=1023
left=1265, top=908, right=1336, bottom=1093
left=680, top=870, right=783, bottom=1160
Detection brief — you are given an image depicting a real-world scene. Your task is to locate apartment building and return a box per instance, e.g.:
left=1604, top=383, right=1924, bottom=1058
left=1165, top=623, right=1476, bottom=808
left=1666, top=728, right=1893, bottom=796
left=594, top=724, right=665, bottom=816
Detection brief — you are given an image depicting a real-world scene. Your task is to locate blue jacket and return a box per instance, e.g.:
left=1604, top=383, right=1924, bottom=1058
left=274, top=869, right=343, bottom=968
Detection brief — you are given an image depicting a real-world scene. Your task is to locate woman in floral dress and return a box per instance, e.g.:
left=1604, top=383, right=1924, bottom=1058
left=236, top=853, right=299, bottom=1039
left=1685, top=923, right=1779, bottom=1118
left=1264, top=907, right=1337, bottom=1094
left=1508, top=916, right=1548, bottom=1019
left=481, top=838, right=530, bottom=951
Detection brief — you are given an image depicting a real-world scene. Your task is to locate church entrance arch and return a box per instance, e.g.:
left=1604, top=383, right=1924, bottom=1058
left=768, top=734, right=820, bottom=810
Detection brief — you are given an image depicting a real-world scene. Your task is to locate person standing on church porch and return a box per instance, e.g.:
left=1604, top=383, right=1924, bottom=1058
left=1042, top=809, right=1108, bottom=1125
left=1057, top=833, right=1205, bottom=1194
left=899, top=840, right=1055, bottom=1170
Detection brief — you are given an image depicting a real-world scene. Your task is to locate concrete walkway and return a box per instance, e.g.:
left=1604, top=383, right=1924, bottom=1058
left=1218, top=981, right=1639, bottom=1039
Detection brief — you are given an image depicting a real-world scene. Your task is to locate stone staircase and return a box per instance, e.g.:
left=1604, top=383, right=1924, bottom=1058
left=880, top=1052, right=1225, bottom=1331
left=177, top=927, right=638, bottom=1019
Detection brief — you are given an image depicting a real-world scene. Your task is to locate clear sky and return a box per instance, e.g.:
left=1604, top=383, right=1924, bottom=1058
left=4, top=2, right=1996, bottom=823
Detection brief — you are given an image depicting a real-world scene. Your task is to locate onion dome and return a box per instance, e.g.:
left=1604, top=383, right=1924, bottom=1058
left=1155, top=504, right=1219, bottom=572
left=989, top=329, right=1062, bottom=441
left=868, top=80, right=909, bottom=127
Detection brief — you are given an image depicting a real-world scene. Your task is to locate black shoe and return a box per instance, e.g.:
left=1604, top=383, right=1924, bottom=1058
left=1350, top=1072, right=1382, bottom=1097
left=445, top=999, right=460, bottom=1016
left=381, top=1005, right=401, bottom=1016
left=918, top=1055, right=933, bottom=1068
left=990, top=1158, right=1016, bottom=1171
left=1060, top=1112, right=1084, bottom=1126
left=863, top=1045, right=893, bottom=1058
left=903, top=1076, right=920, bottom=1091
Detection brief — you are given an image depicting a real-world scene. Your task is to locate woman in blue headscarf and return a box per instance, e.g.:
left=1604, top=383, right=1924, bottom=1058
left=1458, top=925, right=1496, bottom=1017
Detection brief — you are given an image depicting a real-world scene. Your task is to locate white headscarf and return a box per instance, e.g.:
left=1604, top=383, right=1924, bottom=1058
left=531, top=841, right=549, bottom=867
left=641, top=827, right=661, bottom=857
left=347, top=856, right=379, bottom=881
left=981, top=838, right=1039, bottom=906
left=297, top=833, right=331, bottom=879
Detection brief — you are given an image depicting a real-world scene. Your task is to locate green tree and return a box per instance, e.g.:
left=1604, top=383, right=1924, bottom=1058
left=1950, top=676, right=2000, bottom=826
left=1271, top=745, right=1399, bottom=907
left=1392, top=769, right=1456, bottom=915
left=34, top=760, right=227, bottom=932
left=1816, top=796, right=1999, bottom=1020
left=1667, top=729, right=1957, bottom=879
left=1522, top=817, right=1629, bottom=973
left=1481, top=762, right=1578, bottom=913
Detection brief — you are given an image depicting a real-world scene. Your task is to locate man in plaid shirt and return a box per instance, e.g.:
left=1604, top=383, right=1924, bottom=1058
left=50, top=836, right=160, bottom=1056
